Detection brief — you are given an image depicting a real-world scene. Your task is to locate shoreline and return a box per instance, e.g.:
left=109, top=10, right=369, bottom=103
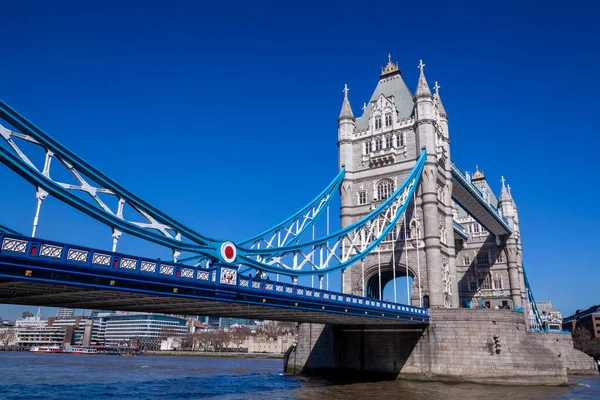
left=146, top=350, right=284, bottom=359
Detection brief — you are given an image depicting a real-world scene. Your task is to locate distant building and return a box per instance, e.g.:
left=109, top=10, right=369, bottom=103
left=103, top=314, right=188, bottom=348
left=563, top=305, right=600, bottom=339
left=536, top=300, right=563, bottom=331
left=16, top=317, right=93, bottom=347
left=56, top=308, right=75, bottom=318
left=21, top=311, right=34, bottom=319
left=220, top=318, right=253, bottom=328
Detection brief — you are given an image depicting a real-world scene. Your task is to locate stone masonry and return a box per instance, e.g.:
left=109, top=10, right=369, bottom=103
left=287, top=310, right=598, bottom=385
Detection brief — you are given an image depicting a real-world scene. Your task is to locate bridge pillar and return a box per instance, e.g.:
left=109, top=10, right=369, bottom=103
left=415, top=65, right=444, bottom=308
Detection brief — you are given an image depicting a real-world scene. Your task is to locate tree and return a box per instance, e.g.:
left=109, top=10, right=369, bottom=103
left=230, top=326, right=251, bottom=349
left=0, top=328, right=16, bottom=347
left=573, top=327, right=600, bottom=359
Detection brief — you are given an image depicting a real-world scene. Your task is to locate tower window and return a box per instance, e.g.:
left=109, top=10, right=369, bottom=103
left=358, top=191, right=367, bottom=205
left=385, top=113, right=392, bottom=127
left=396, top=133, right=404, bottom=147
left=364, top=141, right=372, bottom=154
left=376, top=179, right=395, bottom=201
left=375, top=138, right=382, bottom=151
left=463, top=256, right=470, bottom=265
left=385, top=136, right=392, bottom=148
left=497, top=251, right=504, bottom=263
left=478, top=272, right=492, bottom=290
left=375, top=116, right=382, bottom=130
left=476, top=251, right=490, bottom=265
left=493, top=274, right=503, bottom=290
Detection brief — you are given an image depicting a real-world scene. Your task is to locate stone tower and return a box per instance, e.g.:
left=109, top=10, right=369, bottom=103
left=338, top=56, right=458, bottom=308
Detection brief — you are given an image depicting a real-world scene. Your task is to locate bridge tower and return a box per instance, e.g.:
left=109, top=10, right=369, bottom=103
left=338, top=55, right=458, bottom=308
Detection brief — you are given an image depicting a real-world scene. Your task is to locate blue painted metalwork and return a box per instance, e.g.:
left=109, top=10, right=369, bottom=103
left=452, top=220, right=468, bottom=240
left=0, top=224, right=21, bottom=236
left=450, top=162, right=512, bottom=233
left=0, top=231, right=429, bottom=323
left=523, top=265, right=543, bottom=332
left=235, top=151, right=426, bottom=275
left=179, top=167, right=346, bottom=265
left=0, top=99, right=424, bottom=275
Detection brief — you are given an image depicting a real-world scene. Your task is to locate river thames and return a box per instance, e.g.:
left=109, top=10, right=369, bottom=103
left=0, top=352, right=598, bottom=399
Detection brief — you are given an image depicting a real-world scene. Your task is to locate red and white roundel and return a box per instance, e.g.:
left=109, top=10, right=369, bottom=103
left=220, top=241, right=237, bottom=264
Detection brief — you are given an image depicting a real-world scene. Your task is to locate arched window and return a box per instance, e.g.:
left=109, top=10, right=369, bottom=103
left=375, top=138, right=382, bottom=151
left=375, top=116, right=382, bottom=130
left=396, top=133, right=404, bottom=147
left=376, top=179, right=394, bottom=201
left=385, top=113, right=392, bottom=127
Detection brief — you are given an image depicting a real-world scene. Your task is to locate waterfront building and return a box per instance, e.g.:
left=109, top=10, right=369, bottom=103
left=56, top=307, right=75, bottom=318
left=15, top=307, right=45, bottom=328
left=103, top=314, right=188, bottom=347
left=16, top=317, right=93, bottom=347
left=563, top=305, right=600, bottom=339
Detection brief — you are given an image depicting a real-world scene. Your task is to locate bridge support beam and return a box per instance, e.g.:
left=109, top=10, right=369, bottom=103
left=288, top=310, right=598, bottom=385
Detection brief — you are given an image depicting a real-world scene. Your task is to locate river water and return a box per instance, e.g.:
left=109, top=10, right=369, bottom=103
left=0, top=352, right=598, bottom=399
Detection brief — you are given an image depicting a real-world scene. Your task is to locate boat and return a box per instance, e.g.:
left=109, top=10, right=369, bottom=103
left=64, top=346, right=98, bottom=354
left=30, top=345, right=62, bottom=353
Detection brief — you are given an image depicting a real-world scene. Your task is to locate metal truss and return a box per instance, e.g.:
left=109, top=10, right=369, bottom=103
left=235, top=150, right=426, bottom=276
left=0, top=100, right=221, bottom=260
left=0, top=99, right=425, bottom=277
left=239, top=167, right=344, bottom=249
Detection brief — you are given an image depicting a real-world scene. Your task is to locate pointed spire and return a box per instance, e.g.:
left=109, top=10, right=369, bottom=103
left=499, top=176, right=513, bottom=202
left=338, top=84, right=355, bottom=121
left=415, top=59, right=431, bottom=98
left=433, top=81, right=447, bottom=117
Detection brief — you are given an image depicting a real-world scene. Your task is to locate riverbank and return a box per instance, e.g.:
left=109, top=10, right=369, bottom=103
left=146, top=350, right=284, bottom=359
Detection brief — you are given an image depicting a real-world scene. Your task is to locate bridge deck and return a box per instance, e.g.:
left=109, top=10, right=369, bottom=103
left=0, top=233, right=428, bottom=326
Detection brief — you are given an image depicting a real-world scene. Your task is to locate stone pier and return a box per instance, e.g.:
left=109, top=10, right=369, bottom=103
left=286, top=309, right=598, bottom=385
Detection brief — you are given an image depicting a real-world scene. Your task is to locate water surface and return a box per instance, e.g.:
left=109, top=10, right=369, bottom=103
left=0, top=352, right=598, bottom=399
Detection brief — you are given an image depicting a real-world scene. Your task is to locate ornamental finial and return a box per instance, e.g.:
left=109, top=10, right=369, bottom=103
left=418, top=59, right=426, bottom=73
left=381, top=53, right=400, bottom=77
left=500, top=176, right=506, bottom=188
left=472, top=164, right=485, bottom=181
left=343, top=84, right=349, bottom=97
left=434, top=81, right=440, bottom=94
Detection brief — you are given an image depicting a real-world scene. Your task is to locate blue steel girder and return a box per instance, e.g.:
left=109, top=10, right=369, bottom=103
left=235, top=151, right=426, bottom=276
left=0, top=231, right=429, bottom=325
left=450, top=162, right=512, bottom=236
left=0, top=99, right=224, bottom=259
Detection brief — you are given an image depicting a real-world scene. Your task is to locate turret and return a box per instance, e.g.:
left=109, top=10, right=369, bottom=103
left=338, top=84, right=355, bottom=171
left=414, top=60, right=436, bottom=153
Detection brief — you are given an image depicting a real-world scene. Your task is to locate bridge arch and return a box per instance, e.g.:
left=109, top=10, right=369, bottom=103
left=361, top=258, right=421, bottom=306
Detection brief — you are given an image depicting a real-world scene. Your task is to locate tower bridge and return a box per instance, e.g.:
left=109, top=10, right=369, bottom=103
left=0, top=55, right=597, bottom=385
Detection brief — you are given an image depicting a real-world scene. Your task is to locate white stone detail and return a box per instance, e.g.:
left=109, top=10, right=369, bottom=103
left=1, top=238, right=28, bottom=253
left=40, top=244, right=62, bottom=258
left=181, top=268, right=194, bottom=278
left=67, top=248, right=88, bottom=263
left=120, top=258, right=137, bottom=270
left=220, top=268, right=237, bottom=285
left=141, top=261, right=157, bottom=273
left=159, top=265, right=174, bottom=275
left=92, top=253, right=111, bottom=266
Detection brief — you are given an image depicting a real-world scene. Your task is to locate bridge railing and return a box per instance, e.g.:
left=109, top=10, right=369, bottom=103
left=0, top=232, right=429, bottom=320
left=450, top=162, right=511, bottom=232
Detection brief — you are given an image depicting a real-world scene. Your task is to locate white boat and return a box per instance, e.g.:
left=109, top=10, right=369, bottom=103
left=30, top=345, right=62, bottom=353
left=64, top=346, right=98, bottom=354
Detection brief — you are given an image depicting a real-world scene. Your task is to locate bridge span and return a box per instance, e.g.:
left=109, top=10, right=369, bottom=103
left=0, top=232, right=428, bottom=326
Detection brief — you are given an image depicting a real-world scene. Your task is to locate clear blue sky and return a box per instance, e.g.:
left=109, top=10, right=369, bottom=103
left=0, top=0, right=598, bottom=320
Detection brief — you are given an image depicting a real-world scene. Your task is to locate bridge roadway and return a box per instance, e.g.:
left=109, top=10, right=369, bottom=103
left=0, top=232, right=429, bottom=326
